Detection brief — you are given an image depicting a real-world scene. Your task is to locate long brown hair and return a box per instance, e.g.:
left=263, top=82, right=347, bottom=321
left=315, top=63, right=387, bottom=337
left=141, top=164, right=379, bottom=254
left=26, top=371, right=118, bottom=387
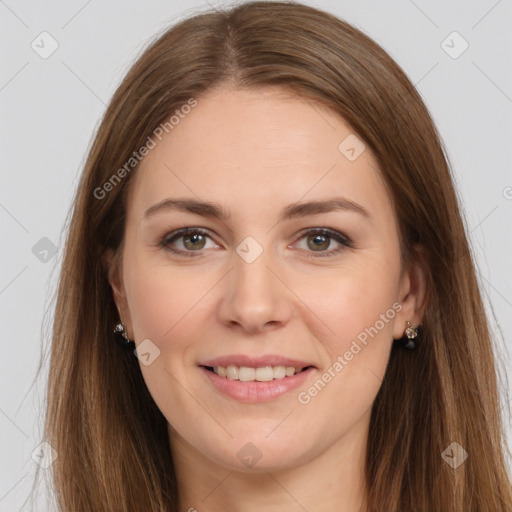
left=40, top=1, right=512, bottom=510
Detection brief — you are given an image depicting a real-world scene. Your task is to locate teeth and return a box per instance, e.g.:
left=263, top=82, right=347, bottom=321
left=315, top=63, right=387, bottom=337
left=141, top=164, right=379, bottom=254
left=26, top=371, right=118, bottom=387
left=226, top=365, right=238, bottom=380
left=273, top=366, right=286, bottom=379
left=211, top=365, right=303, bottom=381
left=285, top=366, right=295, bottom=377
left=255, top=367, right=273, bottom=381
left=239, top=367, right=255, bottom=381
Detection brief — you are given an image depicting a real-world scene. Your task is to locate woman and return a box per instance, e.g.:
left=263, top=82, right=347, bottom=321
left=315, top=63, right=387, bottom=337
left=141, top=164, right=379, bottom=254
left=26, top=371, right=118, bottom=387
left=41, top=1, right=512, bottom=510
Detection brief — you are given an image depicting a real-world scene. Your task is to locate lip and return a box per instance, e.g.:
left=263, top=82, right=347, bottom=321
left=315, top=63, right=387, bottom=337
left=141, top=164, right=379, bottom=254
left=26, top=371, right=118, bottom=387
left=201, top=354, right=315, bottom=369
left=201, top=366, right=315, bottom=402
left=198, top=355, right=317, bottom=403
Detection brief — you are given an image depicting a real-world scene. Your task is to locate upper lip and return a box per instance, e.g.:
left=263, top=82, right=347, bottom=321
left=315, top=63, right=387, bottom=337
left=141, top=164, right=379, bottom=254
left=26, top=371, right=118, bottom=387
left=200, top=355, right=316, bottom=369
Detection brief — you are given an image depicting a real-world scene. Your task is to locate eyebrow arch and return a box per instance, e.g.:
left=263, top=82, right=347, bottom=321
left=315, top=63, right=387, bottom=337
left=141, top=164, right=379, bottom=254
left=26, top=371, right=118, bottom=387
left=143, top=198, right=231, bottom=220
left=143, top=196, right=369, bottom=221
left=280, top=197, right=369, bottom=220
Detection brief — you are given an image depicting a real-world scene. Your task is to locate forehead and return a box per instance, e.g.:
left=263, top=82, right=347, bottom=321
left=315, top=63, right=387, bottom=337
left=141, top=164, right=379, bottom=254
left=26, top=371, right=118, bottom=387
left=128, top=86, right=392, bottom=223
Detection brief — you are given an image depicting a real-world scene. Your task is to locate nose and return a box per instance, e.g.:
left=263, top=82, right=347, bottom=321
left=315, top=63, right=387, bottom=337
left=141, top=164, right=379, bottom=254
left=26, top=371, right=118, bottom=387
left=216, top=244, right=293, bottom=334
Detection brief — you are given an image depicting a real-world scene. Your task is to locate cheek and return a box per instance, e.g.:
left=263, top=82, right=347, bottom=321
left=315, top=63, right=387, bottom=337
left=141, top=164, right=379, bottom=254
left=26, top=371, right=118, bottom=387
left=300, top=256, right=400, bottom=349
left=123, top=250, right=204, bottom=351
left=122, top=254, right=208, bottom=421
left=293, top=255, right=401, bottom=410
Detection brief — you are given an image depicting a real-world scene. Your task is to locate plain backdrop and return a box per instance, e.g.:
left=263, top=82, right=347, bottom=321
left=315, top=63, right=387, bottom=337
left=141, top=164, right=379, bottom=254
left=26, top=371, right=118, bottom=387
left=1, top=0, right=511, bottom=509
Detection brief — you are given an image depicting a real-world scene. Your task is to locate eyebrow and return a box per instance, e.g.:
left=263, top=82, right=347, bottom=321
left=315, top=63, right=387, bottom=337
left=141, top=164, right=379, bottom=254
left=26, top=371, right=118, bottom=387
left=143, top=196, right=370, bottom=221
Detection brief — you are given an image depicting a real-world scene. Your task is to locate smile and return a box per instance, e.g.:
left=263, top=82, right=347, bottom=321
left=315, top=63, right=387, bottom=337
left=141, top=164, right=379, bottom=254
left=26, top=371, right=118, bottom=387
left=198, top=355, right=317, bottom=402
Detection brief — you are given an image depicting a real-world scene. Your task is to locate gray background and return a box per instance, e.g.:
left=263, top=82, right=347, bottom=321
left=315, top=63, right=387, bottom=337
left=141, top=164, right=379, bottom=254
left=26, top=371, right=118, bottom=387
left=1, top=0, right=511, bottom=509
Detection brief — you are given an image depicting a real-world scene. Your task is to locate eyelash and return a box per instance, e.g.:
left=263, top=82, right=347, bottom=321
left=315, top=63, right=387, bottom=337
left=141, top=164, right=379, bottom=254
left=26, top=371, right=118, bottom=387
left=158, top=227, right=354, bottom=258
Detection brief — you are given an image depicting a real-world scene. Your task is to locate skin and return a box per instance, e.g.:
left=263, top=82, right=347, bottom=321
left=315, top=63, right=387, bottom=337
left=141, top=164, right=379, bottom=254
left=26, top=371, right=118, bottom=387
left=108, top=85, right=427, bottom=512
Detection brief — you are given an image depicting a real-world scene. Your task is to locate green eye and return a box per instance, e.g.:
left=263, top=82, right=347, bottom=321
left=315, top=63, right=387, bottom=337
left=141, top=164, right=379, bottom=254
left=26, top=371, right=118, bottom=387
left=182, top=233, right=207, bottom=250
left=294, top=228, right=353, bottom=257
left=160, top=228, right=217, bottom=257
left=306, top=233, right=331, bottom=251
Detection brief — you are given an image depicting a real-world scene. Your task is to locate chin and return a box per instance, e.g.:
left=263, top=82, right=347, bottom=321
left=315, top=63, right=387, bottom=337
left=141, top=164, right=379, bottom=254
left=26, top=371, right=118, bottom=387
left=199, top=434, right=317, bottom=474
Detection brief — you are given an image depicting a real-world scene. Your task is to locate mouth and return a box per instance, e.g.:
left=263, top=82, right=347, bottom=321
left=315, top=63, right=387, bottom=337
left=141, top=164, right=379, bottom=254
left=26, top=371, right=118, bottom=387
left=198, top=356, right=317, bottom=402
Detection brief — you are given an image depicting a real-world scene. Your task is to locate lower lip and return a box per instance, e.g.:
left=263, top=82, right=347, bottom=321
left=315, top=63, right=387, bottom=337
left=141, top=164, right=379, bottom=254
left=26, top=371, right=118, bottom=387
left=200, top=366, right=315, bottom=403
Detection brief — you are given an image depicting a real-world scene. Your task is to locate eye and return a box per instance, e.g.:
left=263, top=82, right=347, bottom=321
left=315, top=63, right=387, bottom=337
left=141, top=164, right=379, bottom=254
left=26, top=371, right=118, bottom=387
left=159, top=228, right=220, bottom=256
left=292, top=228, right=353, bottom=257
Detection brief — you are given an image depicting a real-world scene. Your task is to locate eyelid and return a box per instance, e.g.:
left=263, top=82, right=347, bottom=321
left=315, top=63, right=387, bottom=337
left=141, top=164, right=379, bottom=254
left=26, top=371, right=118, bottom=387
left=158, top=227, right=221, bottom=257
left=294, top=227, right=352, bottom=245
left=291, top=227, right=354, bottom=257
left=160, top=226, right=217, bottom=244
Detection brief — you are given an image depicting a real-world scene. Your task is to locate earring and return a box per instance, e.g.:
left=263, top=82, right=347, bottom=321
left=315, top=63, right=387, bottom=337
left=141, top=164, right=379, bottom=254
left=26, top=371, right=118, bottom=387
left=113, top=322, right=135, bottom=349
left=397, top=321, right=419, bottom=350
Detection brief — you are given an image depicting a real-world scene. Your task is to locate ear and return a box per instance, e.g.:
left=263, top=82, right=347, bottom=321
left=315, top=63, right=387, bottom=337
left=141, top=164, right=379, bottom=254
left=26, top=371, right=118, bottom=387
left=103, top=248, right=133, bottom=337
left=393, top=244, right=429, bottom=339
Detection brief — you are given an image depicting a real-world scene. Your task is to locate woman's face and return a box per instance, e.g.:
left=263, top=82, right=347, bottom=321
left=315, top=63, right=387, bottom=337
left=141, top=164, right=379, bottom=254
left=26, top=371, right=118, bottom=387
left=111, top=86, right=422, bottom=472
